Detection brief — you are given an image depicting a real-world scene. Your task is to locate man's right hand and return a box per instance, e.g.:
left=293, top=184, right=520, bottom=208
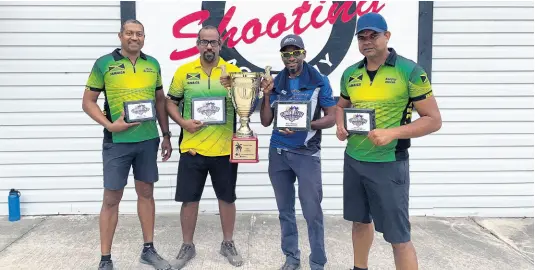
left=219, top=65, right=232, bottom=89
left=261, top=77, right=274, bottom=96
left=106, top=111, right=140, bottom=133
left=336, top=124, right=349, bottom=141
left=182, top=119, right=204, bottom=133
left=220, top=75, right=231, bottom=89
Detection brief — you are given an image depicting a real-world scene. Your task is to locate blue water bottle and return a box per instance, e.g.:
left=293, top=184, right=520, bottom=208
left=8, top=189, right=21, bottom=222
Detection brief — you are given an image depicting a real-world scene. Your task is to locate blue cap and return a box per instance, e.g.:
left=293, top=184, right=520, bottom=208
left=280, top=34, right=305, bottom=51
left=356, top=12, right=388, bottom=34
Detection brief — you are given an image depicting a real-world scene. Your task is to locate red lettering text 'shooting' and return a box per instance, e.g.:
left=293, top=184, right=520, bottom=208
left=170, top=1, right=385, bottom=60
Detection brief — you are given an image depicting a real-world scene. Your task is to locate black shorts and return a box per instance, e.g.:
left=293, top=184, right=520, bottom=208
left=102, top=137, right=160, bottom=190
left=175, top=152, right=238, bottom=204
left=343, top=152, right=411, bottom=244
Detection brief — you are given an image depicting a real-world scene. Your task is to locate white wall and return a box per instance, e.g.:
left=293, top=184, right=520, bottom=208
left=0, top=1, right=123, bottom=215
left=0, top=1, right=532, bottom=217
left=427, top=1, right=534, bottom=217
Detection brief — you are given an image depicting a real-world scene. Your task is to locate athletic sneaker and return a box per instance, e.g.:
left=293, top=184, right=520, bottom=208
left=220, top=240, right=243, bottom=267
left=98, top=260, right=113, bottom=270
left=170, top=243, right=196, bottom=269
left=280, top=262, right=301, bottom=270
left=140, top=247, right=172, bottom=270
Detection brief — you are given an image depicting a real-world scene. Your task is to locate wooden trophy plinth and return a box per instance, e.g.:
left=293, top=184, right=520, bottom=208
left=230, top=133, right=259, bottom=163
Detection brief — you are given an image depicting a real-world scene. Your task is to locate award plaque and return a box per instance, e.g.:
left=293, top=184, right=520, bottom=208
left=344, top=108, right=376, bottom=135
left=191, top=96, right=226, bottom=125
left=230, top=136, right=259, bottom=163
left=123, top=100, right=156, bottom=123
left=273, top=100, right=311, bottom=131
left=221, top=65, right=272, bottom=163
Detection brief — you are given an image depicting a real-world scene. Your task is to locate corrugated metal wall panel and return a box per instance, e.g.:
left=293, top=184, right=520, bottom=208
left=429, top=1, right=534, bottom=217
left=0, top=1, right=122, bottom=215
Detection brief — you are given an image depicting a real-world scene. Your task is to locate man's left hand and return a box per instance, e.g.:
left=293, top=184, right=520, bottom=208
left=161, top=137, right=172, bottom=161
left=278, top=128, right=295, bottom=135
left=368, top=128, right=397, bottom=146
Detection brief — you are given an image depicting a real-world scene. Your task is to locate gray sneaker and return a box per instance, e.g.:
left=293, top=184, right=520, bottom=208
left=140, top=247, right=171, bottom=270
left=280, top=262, right=301, bottom=270
left=170, top=243, right=196, bottom=269
left=98, top=260, right=113, bottom=270
left=220, top=240, right=243, bottom=267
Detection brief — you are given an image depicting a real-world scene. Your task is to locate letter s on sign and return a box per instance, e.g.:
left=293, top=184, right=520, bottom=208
left=170, top=10, right=211, bottom=60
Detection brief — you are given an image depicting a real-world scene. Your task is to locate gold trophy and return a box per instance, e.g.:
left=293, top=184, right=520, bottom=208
left=221, top=65, right=272, bottom=163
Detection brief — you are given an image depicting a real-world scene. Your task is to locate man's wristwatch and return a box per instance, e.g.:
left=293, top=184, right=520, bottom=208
left=162, top=131, right=172, bottom=138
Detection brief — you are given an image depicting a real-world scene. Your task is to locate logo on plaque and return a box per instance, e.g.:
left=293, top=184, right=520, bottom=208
left=197, top=102, right=220, bottom=118
left=280, top=106, right=305, bottom=122
left=349, top=114, right=368, bottom=128
left=131, top=104, right=151, bottom=117
left=191, top=97, right=226, bottom=125
left=234, top=142, right=243, bottom=157
left=123, top=100, right=157, bottom=123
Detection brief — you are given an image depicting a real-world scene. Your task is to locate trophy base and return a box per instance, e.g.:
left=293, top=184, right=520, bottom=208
left=230, top=134, right=259, bottom=163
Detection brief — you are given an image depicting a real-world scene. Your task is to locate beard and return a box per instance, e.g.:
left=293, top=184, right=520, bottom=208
left=285, top=60, right=301, bottom=74
left=203, top=51, right=216, bottom=62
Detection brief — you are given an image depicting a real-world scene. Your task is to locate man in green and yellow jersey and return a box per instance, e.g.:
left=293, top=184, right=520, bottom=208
left=165, top=25, right=243, bottom=269
left=335, top=13, right=442, bottom=270
left=82, top=20, right=172, bottom=270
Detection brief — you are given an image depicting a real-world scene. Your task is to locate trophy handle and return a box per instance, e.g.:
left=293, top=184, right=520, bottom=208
left=264, top=66, right=272, bottom=77
left=220, top=64, right=228, bottom=80
left=259, top=66, right=273, bottom=99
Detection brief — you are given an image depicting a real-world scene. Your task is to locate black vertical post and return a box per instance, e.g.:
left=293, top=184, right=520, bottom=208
left=418, top=1, right=434, bottom=81
left=120, top=1, right=136, bottom=24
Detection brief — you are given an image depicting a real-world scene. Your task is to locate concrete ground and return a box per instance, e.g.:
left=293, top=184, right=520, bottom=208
left=0, top=214, right=532, bottom=270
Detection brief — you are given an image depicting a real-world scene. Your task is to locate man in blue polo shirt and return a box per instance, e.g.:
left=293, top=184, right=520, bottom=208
left=260, top=34, right=336, bottom=270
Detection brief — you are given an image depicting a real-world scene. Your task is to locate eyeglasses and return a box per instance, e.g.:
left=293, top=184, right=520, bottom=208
left=198, top=39, right=220, bottom=47
left=280, top=49, right=305, bottom=58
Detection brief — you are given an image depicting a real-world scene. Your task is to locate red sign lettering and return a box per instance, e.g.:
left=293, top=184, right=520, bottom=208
left=170, top=1, right=385, bottom=60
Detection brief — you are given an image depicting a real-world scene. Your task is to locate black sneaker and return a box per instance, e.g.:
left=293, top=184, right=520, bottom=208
left=98, top=260, right=113, bottom=270
left=140, top=247, right=171, bottom=270
left=220, top=240, right=243, bottom=267
left=170, top=243, right=196, bottom=269
left=279, top=261, right=301, bottom=270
